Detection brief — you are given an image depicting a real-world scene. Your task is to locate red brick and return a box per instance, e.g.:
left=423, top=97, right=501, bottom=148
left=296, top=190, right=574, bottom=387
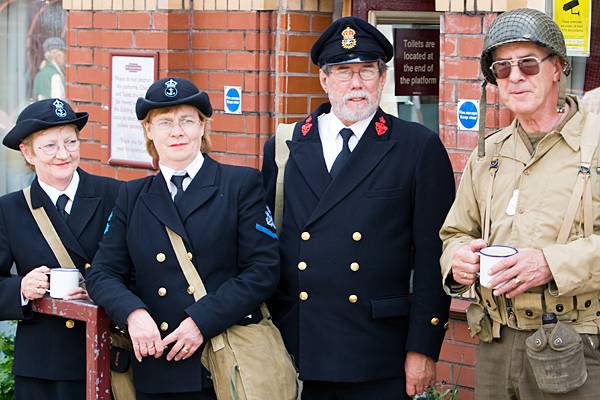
left=451, top=320, right=480, bottom=345
left=444, top=14, right=482, bottom=34
left=208, top=72, right=244, bottom=90
left=244, top=115, right=273, bottom=135
left=79, top=104, right=108, bottom=125
left=436, top=361, right=452, bottom=383
left=66, top=30, right=77, bottom=47
left=440, top=104, right=457, bottom=126
left=93, top=49, right=110, bottom=67
left=118, top=12, right=151, bottom=30
left=287, top=55, right=309, bottom=73
left=77, top=66, right=109, bottom=86
left=443, top=36, right=458, bottom=57
left=288, top=34, right=318, bottom=52
left=135, top=31, right=168, bottom=49
left=211, top=153, right=258, bottom=168
left=458, top=82, right=482, bottom=100
left=454, top=365, right=476, bottom=387
left=226, top=134, right=258, bottom=154
left=193, top=52, right=227, bottom=70
left=285, top=96, right=308, bottom=114
left=193, top=11, right=227, bottom=29
left=485, top=84, right=498, bottom=105
left=212, top=114, right=244, bottom=132
left=154, top=12, right=190, bottom=30
left=69, top=11, right=93, bottom=28
left=483, top=13, right=498, bottom=33
left=102, top=31, right=134, bottom=49
left=80, top=141, right=103, bottom=161
left=159, top=52, right=191, bottom=70
left=207, top=32, right=245, bottom=51
left=227, top=53, right=260, bottom=71
left=209, top=132, right=227, bottom=152
left=288, top=13, right=309, bottom=32
left=191, top=72, right=209, bottom=90
left=77, top=30, right=101, bottom=47
left=228, top=12, right=257, bottom=30
left=245, top=32, right=273, bottom=51
left=310, top=96, right=327, bottom=111
left=117, top=167, right=152, bottom=181
left=439, top=126, right=457, bottom=148
left=311, top=15, right=332, bottom=33
left=69, top=84, right=93, bottom=102
left=440, top=81, right=456, bottom=103
left=68, top=47, right=93, bottom=65
left=65, top=66, right=76, bottom=85
left=191, top=32, right=209, bottom=49
left=93, top=13, right=117, bottom=29
left=287, top=76, right=322, bottom=94
left=448, top=151, right=471, bottom=173
left=457, top=130, right=478, bottom=150
left=444, top=60, right=481, bottom=80
left=95, top=125, right=109, bottom=144
left=459, top=36, right=484, bottom=58
left=499, top=107, right=513, bottom=127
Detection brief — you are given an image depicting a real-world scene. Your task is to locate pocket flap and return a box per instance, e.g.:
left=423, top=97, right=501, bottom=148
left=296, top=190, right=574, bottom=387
left=371, top=296, right=410, bottom=319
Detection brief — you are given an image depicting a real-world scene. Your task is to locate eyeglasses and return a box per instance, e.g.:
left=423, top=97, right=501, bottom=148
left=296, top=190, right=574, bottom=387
left=489, top=54, right=553, bottom=80
left=36, top=138, right=80, bottom=156
left=150, top=118, right=202, bottom=134
left=329, top=66, right=379, bottom=82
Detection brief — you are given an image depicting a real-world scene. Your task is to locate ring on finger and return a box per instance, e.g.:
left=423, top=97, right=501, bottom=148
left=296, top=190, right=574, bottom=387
left=514, top=277, right=522, bottom=285
left=182, top=347, right=190, bottom=354
left=461, top=271, right=468, bottom=279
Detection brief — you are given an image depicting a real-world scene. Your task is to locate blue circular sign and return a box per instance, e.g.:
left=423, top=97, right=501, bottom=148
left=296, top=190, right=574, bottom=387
left=225, top=87, right=241, bottom=113
left=458, top=101, right=478, bottom=130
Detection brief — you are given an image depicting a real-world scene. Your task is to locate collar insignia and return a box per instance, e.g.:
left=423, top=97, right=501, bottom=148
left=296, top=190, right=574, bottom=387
left=301, top=116, right=313, bottom=136
left=341, top=26, right=357, bottom=50
left=375, top=116, right=388, bottom=136
left=164, top=79, right=178, bottom=98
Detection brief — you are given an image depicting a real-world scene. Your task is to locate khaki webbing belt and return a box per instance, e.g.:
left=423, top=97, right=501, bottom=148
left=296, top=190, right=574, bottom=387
left=274, top=123, right=295, bottom=234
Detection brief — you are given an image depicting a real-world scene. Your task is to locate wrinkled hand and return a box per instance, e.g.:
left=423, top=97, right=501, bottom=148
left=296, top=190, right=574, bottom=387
left=63, top=287, right=89, bottom=301
left=450, top=239, right=486, bottom=286
left=127, top=308, right=165, bottom=362
left=489, top=248, right=553, bottom=298
left=20, top=266, right=51, bottom=300
left=161, top=317, right=204, bottom=362
left=405, top=352, right=436, bottom=396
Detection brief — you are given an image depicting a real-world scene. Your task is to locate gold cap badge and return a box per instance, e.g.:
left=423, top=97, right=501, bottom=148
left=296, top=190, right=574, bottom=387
left=341, top=26, right=357, bottom=50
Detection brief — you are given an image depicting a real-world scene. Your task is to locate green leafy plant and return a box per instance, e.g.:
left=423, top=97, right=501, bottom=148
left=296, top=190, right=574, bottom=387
left=0, top=322, right=15, bottom=400
left=414, top=381, right=459, bottom=400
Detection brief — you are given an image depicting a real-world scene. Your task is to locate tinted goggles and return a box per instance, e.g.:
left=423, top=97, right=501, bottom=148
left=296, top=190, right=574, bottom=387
left=490, top=54, right=553, bottom=80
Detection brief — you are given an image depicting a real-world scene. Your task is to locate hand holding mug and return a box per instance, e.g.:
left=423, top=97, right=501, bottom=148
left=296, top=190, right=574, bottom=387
left=20, top=265, right=51, bottom=300
left=450, top=239, right=487, bottom=285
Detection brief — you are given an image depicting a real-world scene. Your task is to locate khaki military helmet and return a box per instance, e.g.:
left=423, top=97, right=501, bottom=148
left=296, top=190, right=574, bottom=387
left=480, top=8, right=570, bottom=86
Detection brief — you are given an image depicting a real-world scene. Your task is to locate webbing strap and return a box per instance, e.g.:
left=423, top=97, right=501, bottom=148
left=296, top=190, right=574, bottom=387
left=274, top=123, right=295, bottom=234
left=483, top=158, right=499, bottom=243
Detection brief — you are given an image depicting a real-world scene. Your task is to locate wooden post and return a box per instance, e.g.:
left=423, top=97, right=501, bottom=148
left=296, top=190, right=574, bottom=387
left=32, top=297, right=111, bottom=400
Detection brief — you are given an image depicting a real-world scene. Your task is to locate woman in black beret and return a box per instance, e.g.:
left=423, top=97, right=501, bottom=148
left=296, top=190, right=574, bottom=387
left=0, top=98, right=121, bottom=399
left=86, top=77, right=279, bottom=399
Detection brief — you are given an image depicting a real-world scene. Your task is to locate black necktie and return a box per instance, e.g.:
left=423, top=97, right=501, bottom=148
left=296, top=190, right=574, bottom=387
left=56, top=194, right=69, bottom=220
left=171, top=174, right=188, bottom=210
left=329, top=128, right=353, bottom=179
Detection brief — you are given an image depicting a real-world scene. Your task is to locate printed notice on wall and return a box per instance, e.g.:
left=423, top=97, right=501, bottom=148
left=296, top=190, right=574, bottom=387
left=109, top=54, right=157, bottom=167
left=554, top=0, right=591, bottom=57
left=394, top=28, right=439, bottom=96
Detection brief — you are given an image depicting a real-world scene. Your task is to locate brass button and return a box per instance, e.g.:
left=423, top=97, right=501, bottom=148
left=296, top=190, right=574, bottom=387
left=160, top=322, right=169, bottom=331
left=556, top=304, right=564, bottom=312
left=431, top=317, right=440, bottom=326
left=156, top=253, right=166, bottom=262
left=348, top=294, right=358, bottom=304
left=298, top=261, right=307, bottom=271
left=350, top=262, right=360, bottom=272
left=352, top=232, right=362, bottom=241
left=65, top=319, right=75, bottom=329
left=187, top=252, right=193, bottom=261
left=444, top=322, right=449, bottom=330
left=187, top=286, right=195, bottom=295
left=301, top=232, right=311, bottom=241
left=158, top=287, right=167, bottom=297
left=299, top=291, right=309, bottom=301
left=84, top=262, right=91, bottom=269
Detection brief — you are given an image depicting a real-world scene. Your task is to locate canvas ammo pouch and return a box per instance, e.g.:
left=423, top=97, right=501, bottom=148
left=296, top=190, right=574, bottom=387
left=525, top=320, right=587, bottom=393
left=466, top=302, right=493, bottom=343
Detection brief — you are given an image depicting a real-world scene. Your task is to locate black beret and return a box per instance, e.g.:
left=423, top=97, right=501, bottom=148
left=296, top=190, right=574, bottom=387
left=311, top=16, right=394, bottom=67
left=3, top=99, right=88, bottom=150
left=136, top=77, right=213, bottom=120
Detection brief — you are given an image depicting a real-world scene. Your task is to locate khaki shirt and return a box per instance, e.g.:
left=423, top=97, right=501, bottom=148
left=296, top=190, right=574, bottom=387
left=440, top=98, right=600, bottom=333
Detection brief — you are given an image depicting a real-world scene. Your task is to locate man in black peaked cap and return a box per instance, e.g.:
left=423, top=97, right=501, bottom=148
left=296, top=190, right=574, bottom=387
left=262, top=16, right=455, bottom=399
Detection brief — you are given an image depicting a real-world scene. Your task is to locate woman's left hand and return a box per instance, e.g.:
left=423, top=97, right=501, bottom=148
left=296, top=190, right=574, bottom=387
left=63, top=287, right=89, bottom=301
left=161, top=317, right=204, bottom=361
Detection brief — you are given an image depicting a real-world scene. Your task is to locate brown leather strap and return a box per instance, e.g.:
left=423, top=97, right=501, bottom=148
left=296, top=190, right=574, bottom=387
left=23, top=186, right=75, bottom=268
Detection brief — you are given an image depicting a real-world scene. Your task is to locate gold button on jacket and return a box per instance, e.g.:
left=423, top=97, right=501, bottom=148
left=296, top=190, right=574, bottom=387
left=350, top=262, right=360, bottom=272
left=160, top=322, right=169, bottom=331
left=84, top=262, right=91, bottom=269
left=187, top=252, right=193, bottom=261
left=299, top=291, right=309, bottom=301
left=298, top=261, right=307, bottom=271
left=430, top=317, right=440, bottom=326
left=348, top=294, right=358, bottom=304
left=301, top=232, right=311, bottom=241
left=65, top=320, right=75, bottom=329
left=156, top=253, right=166, bottom=262
left=352, top=232, right=362, bottom=241
left=187, top=286, right=195, bottom=295
left=158, top=287, right=167, bottom=297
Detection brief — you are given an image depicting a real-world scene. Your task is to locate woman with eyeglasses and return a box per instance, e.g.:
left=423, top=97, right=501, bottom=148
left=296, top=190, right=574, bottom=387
left=0, top=98, right=121, bottom=399
left=86, top=77, right=279, bottom=400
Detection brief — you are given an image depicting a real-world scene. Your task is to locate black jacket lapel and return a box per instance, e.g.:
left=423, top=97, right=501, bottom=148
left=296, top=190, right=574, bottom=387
left=305, top=111, right=396, bottom=227
left=178, top=156, right=218, bottom=222
left=68, top=169, right=101, bottom=239
left=29, top=178, right=89, bottom=261
left=140, top=173, right=191, bottom=244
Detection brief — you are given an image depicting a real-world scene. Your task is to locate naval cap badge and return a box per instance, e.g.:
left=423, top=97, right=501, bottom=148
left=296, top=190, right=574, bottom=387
left=164, top=79, right=178, bottom=98
left=341, top=26, right=357, bottom=50
left=53, top=99, right=67, bottom=118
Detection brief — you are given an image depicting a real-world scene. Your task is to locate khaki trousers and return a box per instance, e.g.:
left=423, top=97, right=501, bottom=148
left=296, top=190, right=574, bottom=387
left=476, top=326, right=600, bottom=399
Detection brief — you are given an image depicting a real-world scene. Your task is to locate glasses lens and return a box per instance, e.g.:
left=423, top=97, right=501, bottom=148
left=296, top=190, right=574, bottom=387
left=492, top=61, right=512, bottom=79
left=65, top=139, right=79, bottom=151
left=518, top=58, right=541, bottom=76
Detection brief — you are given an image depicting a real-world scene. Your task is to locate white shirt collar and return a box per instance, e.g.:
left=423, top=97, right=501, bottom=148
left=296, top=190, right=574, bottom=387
left=160, top=152, right=204, bottom=197
left=320, top=111, right=376, bottom=141
left=38, top=170, right=80, bottom=213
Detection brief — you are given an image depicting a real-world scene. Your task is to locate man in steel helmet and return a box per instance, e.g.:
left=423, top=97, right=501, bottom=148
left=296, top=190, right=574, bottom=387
left=440, top=8, right=600, bottom=398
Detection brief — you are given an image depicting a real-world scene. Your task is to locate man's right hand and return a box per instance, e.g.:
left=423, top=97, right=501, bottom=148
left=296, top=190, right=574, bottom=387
left=20, top=266, right=50, bottom=301
left=127, top=308, right=164, bottom=362
left=451, top=239, right=486, bottom=286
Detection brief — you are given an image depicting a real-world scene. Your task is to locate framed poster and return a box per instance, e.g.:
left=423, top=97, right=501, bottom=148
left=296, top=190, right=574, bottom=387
left=109, top=53, right=158, bottom=168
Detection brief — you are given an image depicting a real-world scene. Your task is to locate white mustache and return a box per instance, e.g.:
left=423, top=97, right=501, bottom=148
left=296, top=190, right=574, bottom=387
left=343, top=90, right=371, bottom=103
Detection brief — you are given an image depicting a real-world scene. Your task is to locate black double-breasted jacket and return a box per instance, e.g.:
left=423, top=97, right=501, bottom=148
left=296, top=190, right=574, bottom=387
left=86, top=156, right=279, bottom=394
left=0, top=169, right=121, bottom=381
left=262, top=104, right=455, bottom=383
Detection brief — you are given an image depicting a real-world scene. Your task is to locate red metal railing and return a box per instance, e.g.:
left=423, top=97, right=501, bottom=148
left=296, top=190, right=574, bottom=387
left=32, top=296, right=111, bottom=400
